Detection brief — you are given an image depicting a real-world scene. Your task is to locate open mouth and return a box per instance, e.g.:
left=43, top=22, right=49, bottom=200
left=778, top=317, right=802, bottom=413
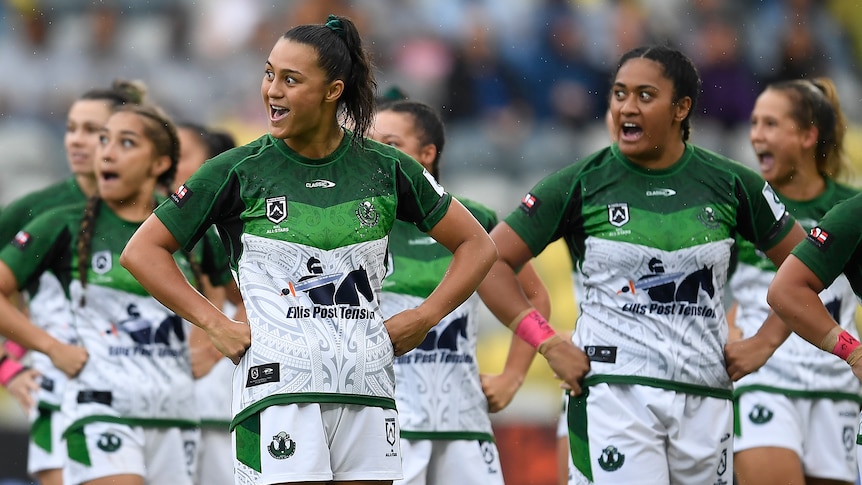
left=270, top=104, right=289, bottom=122
left=756, top=151, right=775, bottom=172
left=620, top=122, right=643, bottom=142
left=100, top=171, right=119, bottom=181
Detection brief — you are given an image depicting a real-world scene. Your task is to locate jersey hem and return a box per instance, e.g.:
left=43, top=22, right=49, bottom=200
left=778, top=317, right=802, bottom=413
left=400, top=430, right=494, bottom=442
left=583, top=374, right=732, bottom=400
left=229, top=392, right=397, bottom=431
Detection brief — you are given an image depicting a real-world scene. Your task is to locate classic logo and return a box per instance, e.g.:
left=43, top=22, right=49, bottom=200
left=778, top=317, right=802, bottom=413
left=170, top=184, right=193, bottom=208
left=267, top=431, right=296, bottom=459
left=92, top=250, right=112, bottom=275
left=266, top=196, right=287, bottom=224
left=748, top=404, right=773, bottom=424
left=519, top=192, right=541, bottom=216
left=697, top=206, right=720, bottom=229
left=608, top=203, right=629, bottom=227
left=305, top=179, right=336, bottom=188
left=408, top=237, right=436, bottom=246
left=597, top=445, right=625, bottom=472
left=11, top=230, right=30, bottom=250
left=96, top=432, right=122, bottom=453
left=645, top=188, right=676, bottom=197
left=356, top=200, right=379, bottom=227
left=806, top=226, right=832, bottom=251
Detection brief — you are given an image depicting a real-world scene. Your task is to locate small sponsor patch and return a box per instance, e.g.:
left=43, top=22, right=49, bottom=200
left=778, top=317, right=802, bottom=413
left=246, top=363, right=280, bottom=387
left=305, top=179, right=335, bottom=188
left=806, top=226, right=832, bottom=251
left=608, top=203, right=629, bottom=227
left=584, top=345, right=617, bottom=363
left=519, top=193, right=541, bottom=216
left=11, top=230, right=30, bottom=250
left=170, top=184, right=193, bottom=208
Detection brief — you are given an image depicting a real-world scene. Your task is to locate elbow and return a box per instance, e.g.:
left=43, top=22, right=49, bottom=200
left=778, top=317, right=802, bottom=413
left=482, top=237, right=499, bottom=274
left=119, top=245, right=137, bottom=273
left=765, top=281, right=784, bottom=316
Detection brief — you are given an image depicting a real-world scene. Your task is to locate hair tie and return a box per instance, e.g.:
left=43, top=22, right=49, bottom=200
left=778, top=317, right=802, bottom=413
left=325, top=14, right=345, bottom=39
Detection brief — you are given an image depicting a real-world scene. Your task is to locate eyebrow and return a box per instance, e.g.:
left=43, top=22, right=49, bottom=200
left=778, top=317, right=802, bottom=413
left=613, top=82, right=658, bottom=91
left=265, top=60, right=302, bottom=77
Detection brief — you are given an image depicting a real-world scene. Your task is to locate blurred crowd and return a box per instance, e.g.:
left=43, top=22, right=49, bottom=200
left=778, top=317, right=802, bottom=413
left=1, top=0, right=861, bottom=208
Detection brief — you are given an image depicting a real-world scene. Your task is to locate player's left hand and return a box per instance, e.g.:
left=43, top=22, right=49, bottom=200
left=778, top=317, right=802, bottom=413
left=481, top=372, right=522, bottom=413
left=384, top=308, right=433, bottom=356
left=724, top=335, right=774, bottom=381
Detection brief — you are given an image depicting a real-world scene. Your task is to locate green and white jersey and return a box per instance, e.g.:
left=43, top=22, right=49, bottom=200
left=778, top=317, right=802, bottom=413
left=0, top=201, right=228, bottom=434
left=505, top=144, right=794, bottom=397
left=793, top=192, right=862, bottom=301
left=731, top=180, right=861, bottom=399
left=0, top=177, right=87, bottom=409
left=153, top=133, right=452, bottom=430
left=380, top=198, right=496, bottom=441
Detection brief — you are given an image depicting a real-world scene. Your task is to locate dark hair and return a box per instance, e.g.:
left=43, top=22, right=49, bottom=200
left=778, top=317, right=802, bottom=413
left=376, top=99, right=446, bottom=179
left=765, top=77, right=849, bottom=180
left=177, top=122, right=237, bottom=159
left=614, top=45, right=701, bottom=142
left=79, top=78, right=148, bottom=108
left=283, top=14, right=376, bottom=144
left=114, top=103, right=180, bottom=191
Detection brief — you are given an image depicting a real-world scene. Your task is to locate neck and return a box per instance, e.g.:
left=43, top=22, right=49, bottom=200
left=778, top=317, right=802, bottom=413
left=285, top=123, right=344, bottom=159
left=772, top=168, right=827, bottom=201
left=75, top=174, right=98, bottom=197
left=104, top=192, right=156, bottom=223
left=630, top=138, right=686, bottom=171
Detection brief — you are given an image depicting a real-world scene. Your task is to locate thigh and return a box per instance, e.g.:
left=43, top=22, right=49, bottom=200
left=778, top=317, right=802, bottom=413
left=567, top=383, right=669, bottom=485
left=28, top=407, right=65, bottom=475
left=64, top=422, right=146, bottom=484
left=735, top=447, right=804, bottom=485
left=800, top=399, right=858, bottom=482
left=666, top=393, right=733, bottom=485
left=398, top=438, right=432, bottom=485
left=329, top=404, right=402, bottom=482
left=431, top=440, right=504, bottom=485
left=232, top=403, right=332, bottom=484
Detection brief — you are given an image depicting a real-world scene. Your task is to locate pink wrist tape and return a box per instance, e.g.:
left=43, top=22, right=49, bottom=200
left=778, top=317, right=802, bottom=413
left=514, top=309, right=557, bottom=349
left=832, top=330, right=861, bottom=361
left=0, top=356, right=26, bottom=387
left=3, top=340, right=27, bottom=360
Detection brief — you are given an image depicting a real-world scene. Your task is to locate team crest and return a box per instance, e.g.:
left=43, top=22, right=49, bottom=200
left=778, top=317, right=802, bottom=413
left=597, top=445, right=625, bottom=472
left=356, top=200, right=379, bottom=227
left=91, top=250, right=112, bottom=275
left=266, top=196, right=287, bottom=224
left=385, top=417, right=397, bottom=447
left=96, top=432, right=122, bottom=453
left=608, top=203, right=629, bottom=227
left=267, top=431, right=296, bottom=459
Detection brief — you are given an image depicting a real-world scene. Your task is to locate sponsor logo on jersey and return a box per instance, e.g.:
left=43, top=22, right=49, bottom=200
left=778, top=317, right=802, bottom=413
left=645, top=188, right=676, bottom=197
left=748, top=404, right=773, bottom=424
left=282, top=257, right=376, bottom=319
left=305, top=179, right=335, bottom=188
left=91, top=250, right=112, bottom=275
left=844, top=426, right=855, bottom=452
left=171, top=184, right=193, bottom=208
left=608, top=203, right=629, bottom=227
left=247, top=362, right=280, bottom=387
left=597, top=445, right=625, bottom=472
left=697, top=206, right=720, bottom=229
left=520, top=193, right=541, bottom=216
left=11, top=230, right=30, bottom=250
left=806, top=226, right=832, bottom=250
left=585, top=346, right=616, bottom=363
left=266, top=196, right=287, bottom=224
left=617, top=257, right=717, bottom=318
left=408, top=236, right=436, bottom=246
left=268, top=431, right=296, bottom=459
left=384, top=417, right=399, bottom=457
left=356, top=200, right=379, bottom=227
left=96, top=432, right=122, bottom=453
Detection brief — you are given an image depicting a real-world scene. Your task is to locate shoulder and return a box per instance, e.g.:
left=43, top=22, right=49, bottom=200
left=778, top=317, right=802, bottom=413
left=456, top=196, right=498, bottom=228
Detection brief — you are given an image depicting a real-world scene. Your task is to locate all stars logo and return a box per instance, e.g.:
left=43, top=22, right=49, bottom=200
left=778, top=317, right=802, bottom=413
left=608, top=203, right=629, bottom=227
left=266, top=196, right=287, bottom=224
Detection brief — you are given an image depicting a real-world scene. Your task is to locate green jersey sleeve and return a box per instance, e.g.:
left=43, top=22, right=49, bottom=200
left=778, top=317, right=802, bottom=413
left=729, top=164, right=795, bottom=251
left=791, top=193, right=862, bottom=295
left=0, top=207, right=76, bottom=290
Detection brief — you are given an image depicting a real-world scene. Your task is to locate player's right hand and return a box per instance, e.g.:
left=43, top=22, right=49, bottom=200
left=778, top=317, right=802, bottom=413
left=543, top=339, right=589, bottom=395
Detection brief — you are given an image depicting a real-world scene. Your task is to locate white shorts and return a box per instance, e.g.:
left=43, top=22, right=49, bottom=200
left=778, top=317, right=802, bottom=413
left=63, top=422, right=198, bottom=485
left=398, top=438, right=504, bottom=485
left=736, top=391, right=858, bottom=482
left=27, top=407, right=65, bottom=475
left=567, top=383, right=733, bottom=485
left=233, top=403, right=402, bottom=484
left=197, top=426, right=234, bottom=485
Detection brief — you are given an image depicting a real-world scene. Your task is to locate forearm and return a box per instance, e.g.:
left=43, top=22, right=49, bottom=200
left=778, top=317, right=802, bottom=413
left=419, top=236, right=496, bottom=329
left=0, top=295, right=62, bottom=355
left=478, top=259, right=533, bottom=324
left=121, top=243, right=225, bottom=332
left=500, top=334, right=536, bottom=385
left=768, top=282, right=834, bottom=350
left=754, top=310, right=792, bottom=351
